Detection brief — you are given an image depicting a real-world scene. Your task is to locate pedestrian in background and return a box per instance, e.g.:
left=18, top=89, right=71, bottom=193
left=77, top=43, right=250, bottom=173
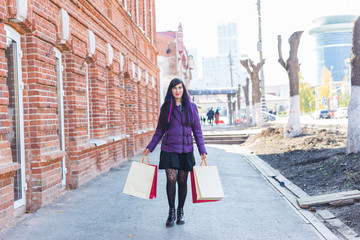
left=214, top=109, right=220, bottom=125
left=143, top=78, right=207, bottom=227
left=200, top=115, right=205, bottom=125
left=206, top=108, right=215, bottom=126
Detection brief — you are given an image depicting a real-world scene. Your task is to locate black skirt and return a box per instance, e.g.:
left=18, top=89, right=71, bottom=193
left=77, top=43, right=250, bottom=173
left=159, top=151, right=195, bottom=172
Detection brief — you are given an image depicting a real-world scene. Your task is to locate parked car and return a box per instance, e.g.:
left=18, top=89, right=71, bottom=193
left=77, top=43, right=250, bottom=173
left=319, top=110, right=331, bottom=119
left=312, top=110, right=328, bottom=119
left=312, top=110, right=331, bottom=119
left=334, top=107, right=348, bottom=118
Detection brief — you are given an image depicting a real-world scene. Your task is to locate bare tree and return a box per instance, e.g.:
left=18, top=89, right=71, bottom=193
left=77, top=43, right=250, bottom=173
left=277, top=31, right=303, bottom=138
left=240, top=59, right=265, bottom=128
left=347, top=16, right=360, bottom=154
left=242, top=77, right=252, bottom=126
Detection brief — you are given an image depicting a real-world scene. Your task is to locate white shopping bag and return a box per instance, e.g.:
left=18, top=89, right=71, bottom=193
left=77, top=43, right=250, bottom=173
left=123, top=156, right=156, bottom=199
left=193, top=159, right=224, bottom=201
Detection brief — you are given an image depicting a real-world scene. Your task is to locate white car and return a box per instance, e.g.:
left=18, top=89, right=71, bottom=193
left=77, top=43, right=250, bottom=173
left=334, top=107, right=348, bottom=118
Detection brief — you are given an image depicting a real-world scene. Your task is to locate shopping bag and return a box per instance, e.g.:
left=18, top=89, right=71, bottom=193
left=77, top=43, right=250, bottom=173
left=149, top=163, right=157, bottom=199
left=123, top=155, right=157, bottom=199
left=193, top=158, right=224, bottom=201
left=191, top=171, right=219, bottom=203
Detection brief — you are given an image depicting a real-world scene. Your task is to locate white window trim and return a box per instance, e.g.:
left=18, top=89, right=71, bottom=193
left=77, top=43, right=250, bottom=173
left=14, top=0, right=28, bottom=22
left=59, top=9, right=70, bottom=44
left=105, top=70, right=109, bottom=131
left=136, top=0, right=139, bottom=25
left=5, top=25, right=26, bottom=209
left=106, top=43, right=113, bottom=66
left=54, top=48, right=67, bottom=186
left=119, top=53, right=124, bottom=72
left=144, top=0, right=147, bottom=36
left=85, top=62, right=91, bottom=139
left=150, top=1, right=153, bottom=44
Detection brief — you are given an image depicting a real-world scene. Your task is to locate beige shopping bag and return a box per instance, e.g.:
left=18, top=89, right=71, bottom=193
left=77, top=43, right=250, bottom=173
left=123, top=156, right=156, bottom=199
left=193, top=159, right=224, bottom=201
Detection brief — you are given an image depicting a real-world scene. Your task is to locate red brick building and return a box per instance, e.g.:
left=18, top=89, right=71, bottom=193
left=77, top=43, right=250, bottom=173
left=157, top=24, right=193, bottom=102
left=0, top=0, right=159, bottom=229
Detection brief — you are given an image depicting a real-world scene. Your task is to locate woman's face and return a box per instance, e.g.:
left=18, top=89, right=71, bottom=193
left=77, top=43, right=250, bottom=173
left=172, top=83, right=183, bottom=102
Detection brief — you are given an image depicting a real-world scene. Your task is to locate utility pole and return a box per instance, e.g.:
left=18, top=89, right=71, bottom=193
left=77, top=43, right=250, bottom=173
left=229, top=52, right=234, bottom=87
left=257, top=0, right=266, bottom=109
left=237, top=84, right=241, bottom=124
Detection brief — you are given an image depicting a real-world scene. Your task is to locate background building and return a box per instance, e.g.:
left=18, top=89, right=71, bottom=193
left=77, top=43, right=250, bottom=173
left=188, top=48, right=201, bottom=89
left=202, top=23, right=247, bottom=89
left=218, top=23, right=238, bottom=56
left=157, top=24, right=193, bottom=103
left=309, top=15, right=356, bottom=110
left=309, top=15, right=356, bottom=85
left=0, top=0, right=159, bottom=230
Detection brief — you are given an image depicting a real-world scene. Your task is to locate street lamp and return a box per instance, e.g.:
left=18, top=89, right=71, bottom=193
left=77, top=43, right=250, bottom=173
left=229, top=52, right=234, bottom=87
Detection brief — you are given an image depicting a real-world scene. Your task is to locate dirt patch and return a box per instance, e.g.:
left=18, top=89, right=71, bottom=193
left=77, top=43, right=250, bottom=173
left=242, top=125, right=360, bottom=235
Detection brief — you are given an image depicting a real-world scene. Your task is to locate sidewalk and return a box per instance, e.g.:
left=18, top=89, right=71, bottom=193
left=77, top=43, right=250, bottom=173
left=1, top=145, right=324, bottom=240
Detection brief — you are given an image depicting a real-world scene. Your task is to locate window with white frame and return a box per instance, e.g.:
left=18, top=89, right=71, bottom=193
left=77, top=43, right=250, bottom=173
left=5, top=25, right=26, bottom=208
left=85, top=62, right=91, bottom=139
left=105, top=70, right=109, bottom=132
left=54, top=48, right=67, bottom=186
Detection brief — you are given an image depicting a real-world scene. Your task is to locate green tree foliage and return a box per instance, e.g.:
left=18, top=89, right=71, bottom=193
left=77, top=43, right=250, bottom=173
left=318, top=66, right=330, bottom=102
left=299, top=72, right=315, bottom=113
left=338, top=92, right=350, bottom=107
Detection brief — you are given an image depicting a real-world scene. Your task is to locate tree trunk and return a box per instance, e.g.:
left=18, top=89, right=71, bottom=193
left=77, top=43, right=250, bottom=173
left=347, top=16, right=360, bottom=154
left=278, top=31, right=303, bottom=138
left=242, top=77, right=251, bottom=126
left=240, top=59, right=265, bottom=128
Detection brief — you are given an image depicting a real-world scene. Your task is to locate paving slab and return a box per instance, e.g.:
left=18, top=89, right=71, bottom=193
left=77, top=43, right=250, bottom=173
left=1, top=144, right=324, bottom=240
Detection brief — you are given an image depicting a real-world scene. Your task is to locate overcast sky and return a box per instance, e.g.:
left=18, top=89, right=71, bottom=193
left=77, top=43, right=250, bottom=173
left=155, top=0, right=359, bottom=86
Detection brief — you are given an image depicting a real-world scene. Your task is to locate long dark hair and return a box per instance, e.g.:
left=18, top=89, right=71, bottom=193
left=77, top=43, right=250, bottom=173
left=159, top=78, right=194, bottom=130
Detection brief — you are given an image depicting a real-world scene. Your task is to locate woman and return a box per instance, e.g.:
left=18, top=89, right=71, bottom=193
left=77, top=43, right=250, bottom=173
left=143, top=78, right=207, bottom=227
left=214, top=109, right=220, bottom=125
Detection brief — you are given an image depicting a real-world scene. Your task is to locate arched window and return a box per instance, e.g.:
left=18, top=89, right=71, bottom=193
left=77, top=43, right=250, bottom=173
left=54, top=48, right=67, bottom=186
left=85, top=62, right=91, bottom=139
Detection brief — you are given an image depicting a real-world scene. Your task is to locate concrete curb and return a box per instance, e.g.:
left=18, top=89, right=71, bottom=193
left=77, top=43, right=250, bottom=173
left=238, top=147, right=360, bottom=240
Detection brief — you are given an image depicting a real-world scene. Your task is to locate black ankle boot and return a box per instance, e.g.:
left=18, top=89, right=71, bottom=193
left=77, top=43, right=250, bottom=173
left=166, top=208, right=176, bottom=227
left=176, top=208, right=185, bottom=224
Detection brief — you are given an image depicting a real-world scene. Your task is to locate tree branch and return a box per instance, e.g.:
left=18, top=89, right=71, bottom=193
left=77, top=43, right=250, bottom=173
left=277, top=35, right=286, bottom=69
left=249, top=59, right=256, bottom=70
left=240, top=59, right=252, bottom=75
left=255, top=59, right=265, bottom=72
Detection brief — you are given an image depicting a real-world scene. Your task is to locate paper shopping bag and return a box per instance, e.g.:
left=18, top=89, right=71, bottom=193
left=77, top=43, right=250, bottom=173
left=191, top=171, right=219, bottom=203
left=149, top=164, right=157, bottom=199
left=193, top=159, right=224, bottom=201
left=123, top=155, right=157, bottom=199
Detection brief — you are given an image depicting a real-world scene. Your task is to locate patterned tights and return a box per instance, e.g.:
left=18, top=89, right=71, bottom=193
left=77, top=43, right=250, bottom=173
left=165, top=169, right=188, bottom=209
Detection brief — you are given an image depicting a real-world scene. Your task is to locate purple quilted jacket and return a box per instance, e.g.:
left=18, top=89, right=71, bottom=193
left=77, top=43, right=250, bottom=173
left=146, top=103, right=207, bottom=155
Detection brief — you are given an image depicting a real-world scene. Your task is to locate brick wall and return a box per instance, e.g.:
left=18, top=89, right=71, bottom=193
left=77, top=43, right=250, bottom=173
left=0, top=0, right=159, bottom=230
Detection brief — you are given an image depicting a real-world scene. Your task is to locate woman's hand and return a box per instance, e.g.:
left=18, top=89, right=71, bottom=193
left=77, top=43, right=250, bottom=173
left=200, top=153, right=207, bottom=159
left=142, top=148, right=151, bottom=156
